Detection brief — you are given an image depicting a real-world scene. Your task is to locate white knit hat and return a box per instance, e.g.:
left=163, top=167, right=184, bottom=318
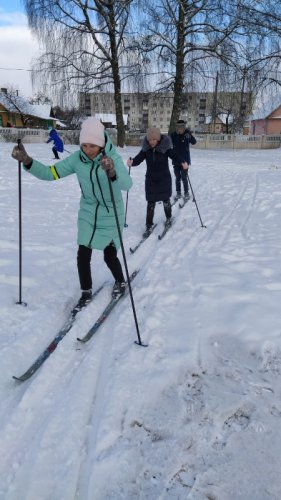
left=79, top=117, right=105, bottom=147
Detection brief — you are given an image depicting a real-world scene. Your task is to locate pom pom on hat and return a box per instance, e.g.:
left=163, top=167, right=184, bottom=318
left=79, top=117, right=105, bottom=147
left=147, top=127, right=161, bottom=142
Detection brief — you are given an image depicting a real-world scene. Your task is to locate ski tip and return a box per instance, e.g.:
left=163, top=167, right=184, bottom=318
left=12, top=375, right=25, bottom=382
left=77, top=336, right=88, bottom=343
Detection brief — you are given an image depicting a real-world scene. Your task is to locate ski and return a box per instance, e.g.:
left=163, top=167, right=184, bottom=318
left=171, top=196, right=180, bottom=207
left=13, top=282, right=106, bottom=382
left=129, top=224, right=158, bottom=254
left=77, top=270, right=139, bottom=343
left=158, top=217, right=175, bottom=240
left=179, top=194, right=191, bottom=208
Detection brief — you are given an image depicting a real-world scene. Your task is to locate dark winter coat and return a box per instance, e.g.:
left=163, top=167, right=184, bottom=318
left=132, top=135, right=181, bottom=202
left=47, top=129, right=64, bottom=153
left=170, top=129, right=196, bottom=166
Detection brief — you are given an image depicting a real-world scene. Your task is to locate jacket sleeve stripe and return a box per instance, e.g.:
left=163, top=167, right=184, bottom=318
left=50, top=165, right=60, bottom=180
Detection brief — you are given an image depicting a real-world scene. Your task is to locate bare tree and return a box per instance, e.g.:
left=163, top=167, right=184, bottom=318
left=0, top=87, right=35, bottom=127
left=24, top=0, right=136, bottom=146
left=29, top=92, right=52, bottom=105
left=133, top=0, right=281, bottom=132
left=52, top=105, right=85, bottom=129
left=134, top=0, right=244, bottom=132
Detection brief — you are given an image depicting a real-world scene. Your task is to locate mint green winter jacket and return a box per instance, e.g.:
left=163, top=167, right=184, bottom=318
left=24, top=134, right=132, bottom=250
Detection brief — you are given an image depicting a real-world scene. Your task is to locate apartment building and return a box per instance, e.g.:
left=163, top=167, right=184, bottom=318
left=79, top=91, right=251, bottom=133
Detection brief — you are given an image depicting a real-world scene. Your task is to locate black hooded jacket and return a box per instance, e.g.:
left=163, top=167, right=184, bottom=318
left=132, top=135, right=182, bottom=202
left=170, top=129, right=196, bottom=166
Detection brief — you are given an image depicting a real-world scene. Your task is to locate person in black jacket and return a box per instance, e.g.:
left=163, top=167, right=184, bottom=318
left=127, top=127, right=188, bottom=234
left=170, top=119, right=197, bottom=200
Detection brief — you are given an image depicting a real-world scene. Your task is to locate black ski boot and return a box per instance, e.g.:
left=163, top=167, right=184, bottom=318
left=72, top=290, right=92, bottom=316
left=142, top=224, right=153, bottom=238
left=112, top=281, right=126, bottom=299
left=165, top=217, right=172, bottom=228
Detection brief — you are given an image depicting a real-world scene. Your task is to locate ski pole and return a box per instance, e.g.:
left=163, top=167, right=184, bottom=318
left=187, top=171, right=207, bottom=228
left=103, top=153, right=147, bottom=347
left=124, top=162, right=131, bottom=227
left=16, top=139, right=27, bottom=306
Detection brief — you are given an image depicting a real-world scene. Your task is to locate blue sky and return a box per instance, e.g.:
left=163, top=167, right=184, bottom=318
left=0, top=0, right=24, bottom=15
left=0, top=2, right=39, bottom=96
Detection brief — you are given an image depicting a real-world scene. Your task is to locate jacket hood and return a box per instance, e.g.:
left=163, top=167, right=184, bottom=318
left=142, top=134, right=172, bottom=154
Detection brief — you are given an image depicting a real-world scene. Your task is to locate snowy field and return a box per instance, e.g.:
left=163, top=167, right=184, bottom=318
left=0, top=141, right=281, bottom=500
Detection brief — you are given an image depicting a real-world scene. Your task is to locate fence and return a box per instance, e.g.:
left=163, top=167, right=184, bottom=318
left=1, top=127, right=280, bottom=149
left=194, top=134, right=281, bottom=149
left=0, top=128, right=80, bottom=145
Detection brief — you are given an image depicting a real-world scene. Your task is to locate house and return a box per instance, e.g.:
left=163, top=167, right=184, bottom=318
left=205, top=114, right=233, bottom=134
left=250, top=103, right=281, bottom=135
left=0, top=89, right=56, bottom=128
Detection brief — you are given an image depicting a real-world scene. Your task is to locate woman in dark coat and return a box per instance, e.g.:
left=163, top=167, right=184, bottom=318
left=127, top=127, right=188, bottom=233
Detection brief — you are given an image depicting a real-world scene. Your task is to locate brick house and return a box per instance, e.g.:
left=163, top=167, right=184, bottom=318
left=250, top=104, right=281, bottom=135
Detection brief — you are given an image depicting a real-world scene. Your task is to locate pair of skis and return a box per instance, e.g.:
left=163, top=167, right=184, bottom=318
left=13, top=270, right=139, bottom=382
left=129, top=217, right=172, bottom=252
left=129, top=194, right=190, bottom=251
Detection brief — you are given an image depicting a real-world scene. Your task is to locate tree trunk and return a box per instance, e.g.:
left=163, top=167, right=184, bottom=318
left=108, top=7, right=126, bottom=148
left=169, top=1, right=186, bottom=134
left=112, top=64, right=126, bottom=147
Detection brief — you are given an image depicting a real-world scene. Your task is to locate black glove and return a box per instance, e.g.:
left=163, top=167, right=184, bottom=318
left=101, top=156, right=116, bottom=178
left=11, top=142, right=33, bottom=165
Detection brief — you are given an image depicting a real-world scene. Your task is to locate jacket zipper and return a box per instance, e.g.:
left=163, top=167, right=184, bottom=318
left=87, top=160, right=109, bottom=246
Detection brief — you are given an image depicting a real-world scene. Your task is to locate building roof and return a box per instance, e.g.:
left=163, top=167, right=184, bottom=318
left=94, top=113, right=128, bottom=126
left=205, top=113, right=233, bottom=125
left=251, top=95, right=281, bottom=121
left=0, top=92, right=53, bottom=120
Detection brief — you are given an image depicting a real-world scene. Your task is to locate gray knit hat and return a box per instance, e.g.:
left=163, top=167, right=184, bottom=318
left=147, top=127, right=161, bottom=141
left=176, top=119, right=186, bottom=128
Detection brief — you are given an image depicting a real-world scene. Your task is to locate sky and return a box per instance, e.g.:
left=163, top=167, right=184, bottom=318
left=0, top=1, right=41, bottom=98
left=0, top=140, right=281, bottom=499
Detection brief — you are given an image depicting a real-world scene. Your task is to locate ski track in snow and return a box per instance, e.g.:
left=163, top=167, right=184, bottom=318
left=0, top=144, right=281, bottom=499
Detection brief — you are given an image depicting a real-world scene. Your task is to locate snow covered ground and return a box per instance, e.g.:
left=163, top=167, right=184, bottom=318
left=0, top=141, right=281, bottom=500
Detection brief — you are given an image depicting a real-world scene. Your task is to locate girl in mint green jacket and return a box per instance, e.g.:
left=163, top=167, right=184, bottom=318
left=12, top=118, right=132, bottom=311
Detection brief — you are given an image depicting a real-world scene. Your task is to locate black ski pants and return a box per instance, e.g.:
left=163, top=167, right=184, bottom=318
left=77, top=243, right=124, bottom=291
left=173, top=165, right=188, bottom=194
left=52, top=146, right=60, bottom=159
left=146, top=199, right=171, bottom=226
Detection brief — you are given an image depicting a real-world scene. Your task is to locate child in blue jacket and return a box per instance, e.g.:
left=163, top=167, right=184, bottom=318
left=47, top=128, right=64, bottom=159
